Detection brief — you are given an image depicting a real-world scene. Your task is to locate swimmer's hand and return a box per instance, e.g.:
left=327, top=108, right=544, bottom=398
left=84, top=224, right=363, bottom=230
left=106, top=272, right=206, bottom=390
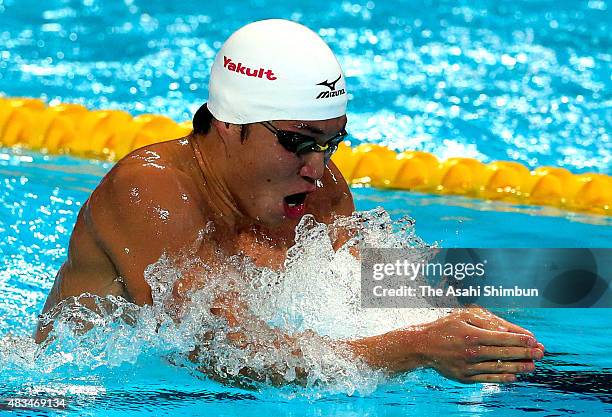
left=348, top=307, right=545, bottom=384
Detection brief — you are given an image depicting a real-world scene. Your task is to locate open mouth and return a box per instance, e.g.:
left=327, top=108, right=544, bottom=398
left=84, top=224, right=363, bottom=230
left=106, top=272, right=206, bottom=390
left=283, top=192, right=307, bottom=219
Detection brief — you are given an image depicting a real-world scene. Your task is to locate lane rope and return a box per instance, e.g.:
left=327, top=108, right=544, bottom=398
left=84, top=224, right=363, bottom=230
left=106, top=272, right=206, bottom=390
left=1, top=96, right=610, bottom=216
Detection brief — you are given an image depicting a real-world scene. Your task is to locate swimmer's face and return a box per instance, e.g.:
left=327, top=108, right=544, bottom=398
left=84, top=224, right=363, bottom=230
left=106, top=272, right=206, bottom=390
left=219, top=115, right=347, bottom=227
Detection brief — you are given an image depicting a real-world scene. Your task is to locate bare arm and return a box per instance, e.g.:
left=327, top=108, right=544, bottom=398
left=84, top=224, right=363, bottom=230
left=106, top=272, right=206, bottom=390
left=202, top=291, right=544, bottom=385
left=349, top=307, right=545, bottom=383
left=34, top=159, right=208, bottom=342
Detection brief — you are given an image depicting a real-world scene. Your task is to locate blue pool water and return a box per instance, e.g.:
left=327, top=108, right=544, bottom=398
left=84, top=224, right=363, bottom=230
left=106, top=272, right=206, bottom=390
left=1, top=0, right=611, bottom=415
left=0, top=0, right=610, bottom=173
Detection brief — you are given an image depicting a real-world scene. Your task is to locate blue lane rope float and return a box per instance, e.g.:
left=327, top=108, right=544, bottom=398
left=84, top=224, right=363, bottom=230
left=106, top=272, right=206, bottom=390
left=1, top=96, right=610, bottom=216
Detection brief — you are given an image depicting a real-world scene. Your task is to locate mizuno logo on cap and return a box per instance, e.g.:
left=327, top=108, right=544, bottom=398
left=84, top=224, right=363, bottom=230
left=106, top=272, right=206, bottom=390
left=316, top=74, right=345, bottom=99
left=223, top=56, right=277, bottom=80
left=317, top=75, right=342, bottom=91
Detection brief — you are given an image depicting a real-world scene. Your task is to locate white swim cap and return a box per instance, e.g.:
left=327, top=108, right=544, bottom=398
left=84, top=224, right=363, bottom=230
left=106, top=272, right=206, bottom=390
left=207, top=19, right=347, bottom=124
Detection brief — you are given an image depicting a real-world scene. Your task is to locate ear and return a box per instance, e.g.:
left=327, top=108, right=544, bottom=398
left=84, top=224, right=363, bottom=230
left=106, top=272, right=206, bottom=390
left=212, top=119, right=241, bottom=141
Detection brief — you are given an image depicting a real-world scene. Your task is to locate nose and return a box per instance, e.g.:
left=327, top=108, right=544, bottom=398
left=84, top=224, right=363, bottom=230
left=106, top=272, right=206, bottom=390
left=299, top=152, right=325, bottom=182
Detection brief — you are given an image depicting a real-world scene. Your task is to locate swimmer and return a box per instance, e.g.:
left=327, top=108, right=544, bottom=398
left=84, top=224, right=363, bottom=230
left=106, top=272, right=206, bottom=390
left=35, top=19, right=544, bottom=384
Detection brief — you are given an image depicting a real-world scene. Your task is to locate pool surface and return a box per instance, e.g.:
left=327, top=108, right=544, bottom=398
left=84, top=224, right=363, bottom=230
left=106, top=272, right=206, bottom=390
left=1, top=0, right=611, bottom=415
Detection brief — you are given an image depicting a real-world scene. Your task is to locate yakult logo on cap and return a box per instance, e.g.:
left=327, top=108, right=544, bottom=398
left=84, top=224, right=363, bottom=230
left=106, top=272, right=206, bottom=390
left=223, top=56, right=277, bottom=80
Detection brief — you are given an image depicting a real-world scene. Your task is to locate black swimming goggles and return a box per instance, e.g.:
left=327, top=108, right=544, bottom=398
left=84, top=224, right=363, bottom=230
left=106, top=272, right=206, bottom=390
left=259, top=121, right=347, bottom=163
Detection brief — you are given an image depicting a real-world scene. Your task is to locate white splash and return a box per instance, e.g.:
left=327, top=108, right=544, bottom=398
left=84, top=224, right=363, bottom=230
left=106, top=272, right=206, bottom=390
left=0, top=208, right=447, bottom=397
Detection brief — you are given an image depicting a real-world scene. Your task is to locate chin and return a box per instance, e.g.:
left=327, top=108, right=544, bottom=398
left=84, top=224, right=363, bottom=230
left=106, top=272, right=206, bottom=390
left=251, top=208, right=286, bottom=228
left=250, top=198, right=305, bottom=228
left=258, top=212, right=297, bottom=230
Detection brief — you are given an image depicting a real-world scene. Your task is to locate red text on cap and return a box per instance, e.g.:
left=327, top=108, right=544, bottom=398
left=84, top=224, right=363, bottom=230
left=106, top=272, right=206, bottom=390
left=223, top=56, right=277, bottom=80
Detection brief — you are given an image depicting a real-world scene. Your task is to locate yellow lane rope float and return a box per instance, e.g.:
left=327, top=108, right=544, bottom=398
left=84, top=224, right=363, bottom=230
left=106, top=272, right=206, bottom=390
left=1, top=96, right=610, bottom=216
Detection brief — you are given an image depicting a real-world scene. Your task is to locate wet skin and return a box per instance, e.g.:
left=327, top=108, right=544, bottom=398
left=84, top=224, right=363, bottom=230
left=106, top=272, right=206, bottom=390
left=35, top=116, right=545, bottom=383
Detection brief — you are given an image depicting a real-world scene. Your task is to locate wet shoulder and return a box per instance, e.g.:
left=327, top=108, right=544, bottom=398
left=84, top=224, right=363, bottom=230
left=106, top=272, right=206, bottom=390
left=119, top=138, right=192, bottom=176
left=111, top=139, right=202, bottom=202
left=87, top=139, right=206, bottom=229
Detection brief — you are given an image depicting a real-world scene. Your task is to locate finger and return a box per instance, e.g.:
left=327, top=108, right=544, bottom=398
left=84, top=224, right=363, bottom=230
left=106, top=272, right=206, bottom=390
left=464, top=307, right=535, bottom=336
left=469, top=346, right=544, bottom=362
left=466, top=374, right=517, bottom=383
left=494, top=317, right=535, bottom=337
left=463, top=308, right=511, bottom=331
left=465, top=310, right=534, bottom=336
left=468, top=360, right=535, bottom=376
left=468, top=328, right=538, bottom=348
